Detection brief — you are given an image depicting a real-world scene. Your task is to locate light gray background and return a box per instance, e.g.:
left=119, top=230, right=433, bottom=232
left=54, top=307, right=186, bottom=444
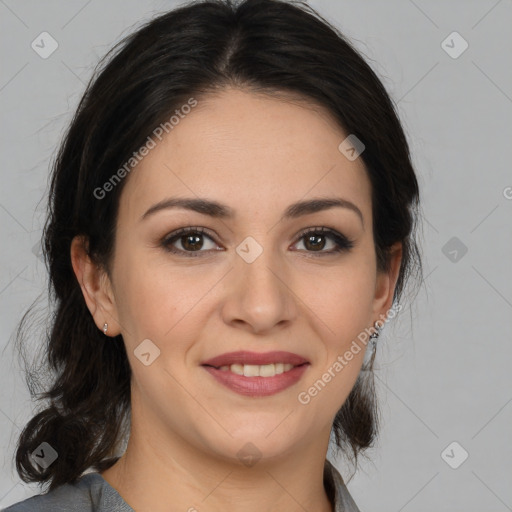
left=1, top=0, right=511, bottom=510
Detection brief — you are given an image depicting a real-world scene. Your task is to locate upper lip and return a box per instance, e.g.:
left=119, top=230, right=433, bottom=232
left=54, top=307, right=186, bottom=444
left=201, top=351, right=309, bottom=368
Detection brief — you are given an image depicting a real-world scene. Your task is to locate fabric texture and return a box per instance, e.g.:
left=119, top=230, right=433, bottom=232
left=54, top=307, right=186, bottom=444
left=3, top=459, right=360, bottom=511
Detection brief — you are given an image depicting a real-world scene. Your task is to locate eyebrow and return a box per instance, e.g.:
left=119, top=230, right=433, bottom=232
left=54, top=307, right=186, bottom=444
left=140, top=196, right=364, bottom=226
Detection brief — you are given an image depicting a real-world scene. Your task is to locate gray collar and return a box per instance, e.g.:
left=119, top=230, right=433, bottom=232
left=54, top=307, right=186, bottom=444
left=324, top=458, right=361, bottom=512
left=82, top=459, right=361, bottom=512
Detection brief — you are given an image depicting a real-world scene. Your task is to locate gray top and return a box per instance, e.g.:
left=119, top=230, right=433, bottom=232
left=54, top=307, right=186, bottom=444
left=2, top=459, right=360, bottom=512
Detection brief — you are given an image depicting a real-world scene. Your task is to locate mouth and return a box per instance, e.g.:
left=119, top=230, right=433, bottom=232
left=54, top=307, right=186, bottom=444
left=201, top=350, right=309, bottom=368
left=200, top=351, right=310, bottom=397
left=202, top=361, right=309, bottom=377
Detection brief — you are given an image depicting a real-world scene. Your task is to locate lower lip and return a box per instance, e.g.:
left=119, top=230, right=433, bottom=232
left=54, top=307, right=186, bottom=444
left=202, top=364, right=310, bottom=397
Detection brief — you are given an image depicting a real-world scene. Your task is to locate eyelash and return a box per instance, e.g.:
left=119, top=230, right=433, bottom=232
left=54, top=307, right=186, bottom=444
left=160, top=226, right=354, bottom=258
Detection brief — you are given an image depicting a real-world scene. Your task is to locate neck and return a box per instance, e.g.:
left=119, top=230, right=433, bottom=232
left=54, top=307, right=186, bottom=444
left=101, top=422, right=334, bottom=512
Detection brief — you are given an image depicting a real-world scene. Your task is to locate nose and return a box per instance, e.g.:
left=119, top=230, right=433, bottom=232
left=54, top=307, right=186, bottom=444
left=220, top=241, right=298, bottom=335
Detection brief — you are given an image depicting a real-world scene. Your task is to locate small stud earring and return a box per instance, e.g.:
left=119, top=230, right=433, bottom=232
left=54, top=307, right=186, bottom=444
left=103, top=323, right=108, bottom=335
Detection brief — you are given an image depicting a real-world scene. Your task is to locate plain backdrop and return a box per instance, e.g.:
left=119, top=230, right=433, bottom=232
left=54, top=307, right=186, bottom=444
left=1, top=1, right=511, bottom=510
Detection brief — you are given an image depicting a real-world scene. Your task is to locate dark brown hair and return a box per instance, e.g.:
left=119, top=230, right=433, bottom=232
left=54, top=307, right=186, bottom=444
left=14, top=0, right=422, bottom=491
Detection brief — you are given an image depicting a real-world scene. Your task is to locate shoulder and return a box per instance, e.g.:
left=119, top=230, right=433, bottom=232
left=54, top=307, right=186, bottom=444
left=2, top=473, right=132, bottom=512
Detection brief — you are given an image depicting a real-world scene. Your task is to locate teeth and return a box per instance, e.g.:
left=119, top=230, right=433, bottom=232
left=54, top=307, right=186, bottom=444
left=219, top=363, right=295, bottom=377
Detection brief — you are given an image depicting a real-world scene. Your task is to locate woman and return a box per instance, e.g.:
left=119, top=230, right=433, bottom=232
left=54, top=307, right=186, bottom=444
left=5, top=0, right=422, bottom=510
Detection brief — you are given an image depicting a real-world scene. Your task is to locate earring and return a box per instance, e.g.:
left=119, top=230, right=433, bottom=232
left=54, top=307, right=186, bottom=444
left=370, top=319, right=383, bottom=343
left=362, top=322, right=381, bottom=369
left=103, top=323, right=108, bottom=335
left=368, top=331, right=378, bottom=351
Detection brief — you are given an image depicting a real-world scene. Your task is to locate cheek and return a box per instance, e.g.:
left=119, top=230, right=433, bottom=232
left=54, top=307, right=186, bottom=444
left=111, top=249, right=171, bottom=340
left=304, top=258, right=376, bottom=329
left=113, top=233, right=377, bottom=349
left=300, top=256, right=376, bottom=391
left=303, top=271, right=373, bottom=411
left=112, top=248, right=211, bottom=347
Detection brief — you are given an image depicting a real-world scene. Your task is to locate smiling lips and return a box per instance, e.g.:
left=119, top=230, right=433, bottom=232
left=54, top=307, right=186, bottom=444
left=201, top=350, right=309, bottom=367
left=201, top=351, right=310, bottom=397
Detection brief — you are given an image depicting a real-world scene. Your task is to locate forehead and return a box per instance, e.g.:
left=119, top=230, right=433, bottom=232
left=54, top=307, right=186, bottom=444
left=119, top=88, right=371, bottom=224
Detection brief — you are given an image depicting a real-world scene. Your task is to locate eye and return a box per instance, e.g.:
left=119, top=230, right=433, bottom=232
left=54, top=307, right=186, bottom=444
left=160, top=226, right=354, bottom=258
left=161, top=227, right=221, bottom=257
left=292, top=227, right=354, bottom=255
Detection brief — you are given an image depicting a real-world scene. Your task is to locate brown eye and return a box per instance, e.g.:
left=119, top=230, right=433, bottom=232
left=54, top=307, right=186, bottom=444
left=293, top=227, right=354, bottom=255
left=161, top=227, right=220, bottom=256
left=303, top=233, right=328, bottom=251
left=180, top=233, right=204, bottom=251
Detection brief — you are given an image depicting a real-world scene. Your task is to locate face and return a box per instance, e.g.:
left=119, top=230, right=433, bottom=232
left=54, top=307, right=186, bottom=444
left=76, top=88, right=400, bottom=466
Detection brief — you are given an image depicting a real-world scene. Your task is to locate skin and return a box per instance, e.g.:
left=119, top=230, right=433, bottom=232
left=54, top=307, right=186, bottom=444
left=71, top=88, right=401, bottom=512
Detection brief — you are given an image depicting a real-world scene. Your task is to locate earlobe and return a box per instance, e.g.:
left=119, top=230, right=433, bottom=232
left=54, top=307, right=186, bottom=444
left=70, top=235, right=121, bottom=337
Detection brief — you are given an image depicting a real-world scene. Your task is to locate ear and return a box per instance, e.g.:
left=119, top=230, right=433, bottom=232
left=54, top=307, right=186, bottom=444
left=70, top=235, right=122, bottom=337
left=371, top=242, right=403, bottom=323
